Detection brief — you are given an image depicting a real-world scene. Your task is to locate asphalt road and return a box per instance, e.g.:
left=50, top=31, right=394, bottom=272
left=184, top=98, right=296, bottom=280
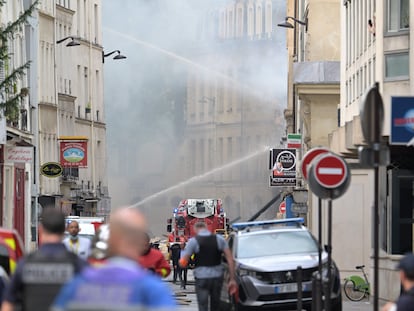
left=164, top=270, right=380, bottom=311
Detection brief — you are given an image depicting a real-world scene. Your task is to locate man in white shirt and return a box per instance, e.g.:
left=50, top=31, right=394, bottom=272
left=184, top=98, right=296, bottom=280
left=63, top=220, right=91, bottom=260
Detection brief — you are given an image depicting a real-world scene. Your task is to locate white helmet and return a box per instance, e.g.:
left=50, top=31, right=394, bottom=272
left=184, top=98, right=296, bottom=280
left=90, top=224, right=110, bottom=260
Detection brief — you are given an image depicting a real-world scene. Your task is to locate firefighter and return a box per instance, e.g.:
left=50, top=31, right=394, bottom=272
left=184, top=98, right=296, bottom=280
left=1, top=209, right=87, bottom=311
left=138, top=233, right=171, bottom=278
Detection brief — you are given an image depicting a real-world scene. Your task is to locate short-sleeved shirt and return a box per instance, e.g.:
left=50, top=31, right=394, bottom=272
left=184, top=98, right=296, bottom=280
left=3, top=243, right=88, bottom=305
left=63, top=236, right=91, bottom=260
left=51, top=256, right=176, bottom=311
left=182, top=229, right=229, bottom=279
left=396, top=286, right=414, bottom=311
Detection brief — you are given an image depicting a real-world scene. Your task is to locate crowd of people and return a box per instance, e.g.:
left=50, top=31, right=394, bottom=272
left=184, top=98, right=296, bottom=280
left=0, top=206, right=238, bottom=311
left=1, top=207, right=413, bottom=311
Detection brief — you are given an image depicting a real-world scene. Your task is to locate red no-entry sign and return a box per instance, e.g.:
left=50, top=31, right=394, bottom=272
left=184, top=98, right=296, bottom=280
left=279, top=201, right=286, bottom=213
left=301, top=147, right=329, bottom=181
left=313, top=153, right=348, bottom=189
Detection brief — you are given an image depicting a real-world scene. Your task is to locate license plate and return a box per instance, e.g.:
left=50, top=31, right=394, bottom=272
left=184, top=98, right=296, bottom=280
left=275, top=283, right=309, bottom=293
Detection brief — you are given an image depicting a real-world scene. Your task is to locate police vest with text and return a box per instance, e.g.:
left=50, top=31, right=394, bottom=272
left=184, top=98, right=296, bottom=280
left=22, top=249, right=80, bottom=311
left=194, top=235, right=221, bottom=267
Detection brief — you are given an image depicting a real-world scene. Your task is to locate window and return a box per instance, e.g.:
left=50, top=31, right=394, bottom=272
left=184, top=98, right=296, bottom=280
left=385, top=52, right=409, bottom=78
left=387, top=0, right=409, bottom=32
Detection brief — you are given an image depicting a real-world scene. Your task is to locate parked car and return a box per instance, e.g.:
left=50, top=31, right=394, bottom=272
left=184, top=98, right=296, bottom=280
left=0, top=228, right=25, bottom=275
left=220, top=218, right=342, bottom=311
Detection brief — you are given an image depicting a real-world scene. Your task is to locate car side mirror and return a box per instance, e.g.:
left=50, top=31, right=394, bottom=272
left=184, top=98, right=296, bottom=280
left=167, top=224, right=172, bottom=232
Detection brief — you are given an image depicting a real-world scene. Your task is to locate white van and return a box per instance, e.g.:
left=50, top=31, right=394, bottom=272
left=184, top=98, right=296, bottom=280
left=65, top=216, right=105, bottom=240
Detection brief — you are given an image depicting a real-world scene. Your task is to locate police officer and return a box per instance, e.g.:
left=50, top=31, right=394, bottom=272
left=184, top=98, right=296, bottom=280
left=1, top=208, right=88, bottom=311
left=51, top=206, right=176, bottom=311
left=180, top=221, right=236, bottom=311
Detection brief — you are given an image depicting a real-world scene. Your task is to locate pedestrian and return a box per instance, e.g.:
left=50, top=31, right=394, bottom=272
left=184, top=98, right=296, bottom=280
left=169, top=237, right=181, bottom=284
left=1, top=208, right=88, bottom=311
left=139, top=232, right=171, bottom=278
left=382, top=253, right=414, bottom=311
left=179, top=221, right=236, bottom=311
left=51, top=206, right=176, bottom=311
left=179, top=241, right=188, bottom=290
left=63, top=220, right=92, bottom=260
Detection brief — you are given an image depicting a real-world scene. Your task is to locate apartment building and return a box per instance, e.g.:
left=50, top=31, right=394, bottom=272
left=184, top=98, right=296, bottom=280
left=0, top=0, right=35, bottom=246
left=38, top=0, right=110, bottom=223
left=0, top=0, right=110, bottom=246
left=169, top=0, right=286, bottom=222
left=285, top=0, right=413, bottom=302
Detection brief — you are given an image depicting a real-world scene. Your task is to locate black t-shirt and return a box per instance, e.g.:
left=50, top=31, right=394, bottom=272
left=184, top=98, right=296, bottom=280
left=396, top=286, right=414, bottom=311
left=170, top=244, right=181, bottom=265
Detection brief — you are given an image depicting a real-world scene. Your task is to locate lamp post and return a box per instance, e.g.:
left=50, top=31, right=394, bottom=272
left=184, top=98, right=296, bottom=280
left=277, top=16, right=308, bottom=30
left=56, top=36, right=80, bottom=47
left=102, top=50, right=127, bottom=63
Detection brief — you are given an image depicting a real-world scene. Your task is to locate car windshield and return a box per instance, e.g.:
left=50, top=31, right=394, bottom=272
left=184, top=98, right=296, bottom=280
left=237, top=230, right=319, bottom=259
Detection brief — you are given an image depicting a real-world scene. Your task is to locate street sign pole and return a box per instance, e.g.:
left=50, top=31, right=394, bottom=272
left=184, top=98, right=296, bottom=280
left=360, top=82, right=385, bottom=311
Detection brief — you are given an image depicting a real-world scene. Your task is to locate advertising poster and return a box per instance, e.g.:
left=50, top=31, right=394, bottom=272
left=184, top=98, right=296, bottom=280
left=269, top=148, right=296, bottom=187
left=391, top=96, right=414, bottom=145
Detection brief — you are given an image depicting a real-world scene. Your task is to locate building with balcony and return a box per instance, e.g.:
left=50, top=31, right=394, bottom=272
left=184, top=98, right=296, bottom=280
left=284, top=0, right=413, bottom=302
left=0, top=0, right=36, bottom=247
left=169, top=0, right=287, bottom=223
left=38, top=0, right=110, bottom=222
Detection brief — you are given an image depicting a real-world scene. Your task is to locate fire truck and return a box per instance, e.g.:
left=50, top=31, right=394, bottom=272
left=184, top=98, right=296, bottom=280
left=167, top=199, right=228, bottom=242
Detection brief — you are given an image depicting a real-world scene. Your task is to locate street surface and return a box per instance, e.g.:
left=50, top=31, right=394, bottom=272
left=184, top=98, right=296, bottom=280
left=164, top=270, right=381, bottom=311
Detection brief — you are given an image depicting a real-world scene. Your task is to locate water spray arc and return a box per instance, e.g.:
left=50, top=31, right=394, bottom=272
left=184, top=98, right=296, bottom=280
left=132, top=146, right=270, bottom=208
left=103, top=27, right=265, bottom=97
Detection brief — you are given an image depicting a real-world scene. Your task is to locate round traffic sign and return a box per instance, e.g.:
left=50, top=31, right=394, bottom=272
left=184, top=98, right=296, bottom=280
left=307, top=152, right=351, bottom=200
left=279, top=201, right=286, bottom=213
left=301, top=147, right=329, bottom=181
left=313, top=153, right=348, bottom=188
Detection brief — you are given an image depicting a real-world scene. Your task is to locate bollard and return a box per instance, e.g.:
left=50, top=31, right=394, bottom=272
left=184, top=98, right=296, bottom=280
left=297, top=266, right=302, bottom=311
left=311, top=271, right=322, bottom=311
left=323, top=275, right=330, bottom=311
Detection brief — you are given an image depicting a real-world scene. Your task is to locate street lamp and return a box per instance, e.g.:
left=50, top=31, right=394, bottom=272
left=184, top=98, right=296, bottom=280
left=56, top=36, right=80, bottom=47
left=277, top=16, right=308, bottom=30
left=102, top=50, right=127, bottom=63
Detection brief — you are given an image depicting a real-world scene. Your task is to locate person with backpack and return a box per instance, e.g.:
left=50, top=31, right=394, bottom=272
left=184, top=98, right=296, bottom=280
left=1, top=209, right=88, bottom=311
left=179, top=221, right=236, bottom=311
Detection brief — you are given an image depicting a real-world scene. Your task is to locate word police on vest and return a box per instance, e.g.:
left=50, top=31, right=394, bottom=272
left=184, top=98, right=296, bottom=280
left=22, top=263, right=74, bottom=283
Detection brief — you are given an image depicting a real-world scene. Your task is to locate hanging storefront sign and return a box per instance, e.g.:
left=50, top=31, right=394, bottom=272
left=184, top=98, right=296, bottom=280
left=40, top=162, right=63, bottom=178
left=391, top=96, right=414, bottom=145
left=269, top=148, right=296, bottom=187
left=5, top=146, right=34, bottom=163
left=60, top=141, right=88, bottom=167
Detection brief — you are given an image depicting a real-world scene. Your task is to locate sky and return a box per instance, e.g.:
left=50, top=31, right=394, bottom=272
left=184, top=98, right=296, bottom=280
left=102, top=0, right=288, bottom=235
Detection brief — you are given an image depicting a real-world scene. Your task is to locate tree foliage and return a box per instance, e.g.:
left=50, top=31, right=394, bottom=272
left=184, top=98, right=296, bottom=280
left=0, top=0, right=38, bottom=122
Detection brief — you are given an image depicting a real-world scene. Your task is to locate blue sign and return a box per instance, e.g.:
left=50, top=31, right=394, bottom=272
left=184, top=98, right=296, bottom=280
left=391, top=96, right=414, bottom=145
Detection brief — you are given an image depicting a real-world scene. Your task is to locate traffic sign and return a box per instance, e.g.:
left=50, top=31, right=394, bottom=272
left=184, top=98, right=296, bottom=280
left=313, top=153, right=348, bottom=188
left=307, top=152, right=351, bottom=200
left=360, top=83, right=384, bottom=145
left=301, top=147, right=329, bottom=181
left=279, top=201, right=286, bottom=213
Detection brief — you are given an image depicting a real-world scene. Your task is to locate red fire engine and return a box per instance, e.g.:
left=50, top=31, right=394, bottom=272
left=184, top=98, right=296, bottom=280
left=167, top=199, right=228, bottom=242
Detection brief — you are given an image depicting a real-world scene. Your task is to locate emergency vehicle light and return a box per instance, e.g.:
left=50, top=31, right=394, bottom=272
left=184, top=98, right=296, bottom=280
left=231, top=218, right=304, bottom=231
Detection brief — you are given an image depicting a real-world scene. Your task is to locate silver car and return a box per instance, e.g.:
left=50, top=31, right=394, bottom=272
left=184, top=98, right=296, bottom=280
left=220, top=218, right=342, bottom=311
